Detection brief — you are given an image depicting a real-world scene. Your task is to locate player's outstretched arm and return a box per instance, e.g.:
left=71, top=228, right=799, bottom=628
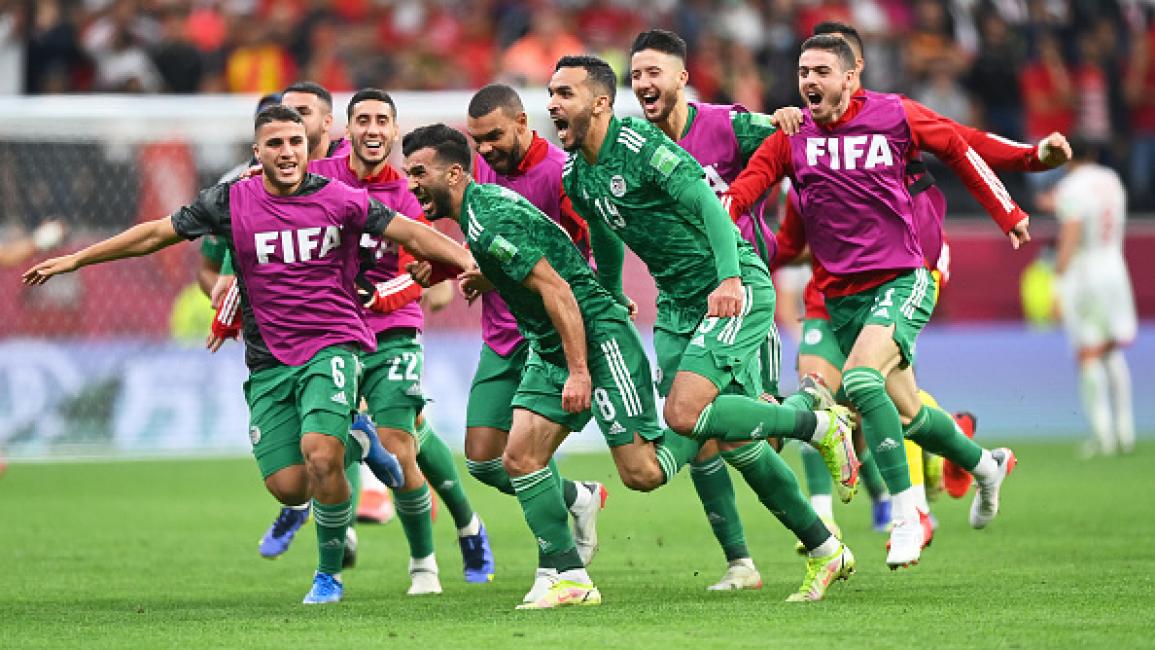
left=23, top=217, right=182, bottom=285
left=724, top=130, right=791, bottom=219
left=900, top=99, right=1030, bottom=249
left=522, top=258, right=591, bottom=414
left=382, top=216, right=474, bottom=275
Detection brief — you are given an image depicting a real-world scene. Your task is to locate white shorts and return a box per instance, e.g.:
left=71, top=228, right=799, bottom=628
left=1058, top=254, right=1137, bottom=349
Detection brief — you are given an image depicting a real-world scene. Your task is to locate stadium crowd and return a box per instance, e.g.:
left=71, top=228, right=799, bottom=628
left=1, top=0, right=1153, bottom=204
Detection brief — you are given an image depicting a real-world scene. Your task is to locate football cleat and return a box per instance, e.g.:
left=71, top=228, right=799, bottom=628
left=571, top=481, right=607, bottom=567
left=407, top=560, right=443, bottom=596
left=970, top=448, right=1017, bottom=529
left=885, top=517, right=924, bottom=569
left=342, top=527, right=358, bottom=570
left=302, top=572, right=343, bottom=604
left=459, top=521, right=495, bottom=583
left=356, top=479, right=396, bottom=524
left=706, top=558, right=763, bottom=591
left=523, top=568, right=559, bottom=604
left=798, top=372, right=836, bottom=410
left=259, top=505, right=310, bottom=559
left=943, top=412, right=978, bottom=498
left=885, top=508, right=934, bottom=550
left=813, top=406, right=861, bottom=504
left=516, top=579, right=602, bottom=609
left=349, top=413, right=405, bottom=489
left=786, top=544, right=855, bottom=602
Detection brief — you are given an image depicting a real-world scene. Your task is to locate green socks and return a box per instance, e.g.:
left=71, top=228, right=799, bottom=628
left=466, top=456, right=580, bottom=509
left=395, top=483, right=435, bottom=560
left=694, top=395, right=817, bottom=443
left=842, top=367, right=911, bottom=493
left=690, top=454, right=749, bottom=561
left=510, top=466, right=581, bottom=572
left=465, top=457, right=516, bottom=495
left=721, top=441, right=829, bottom=551
left=656, top=429, right=701, bottom=483
left=904, top=404, right=983, bottom=471
left=415, top=420, right=475, bottom=529
left=313, top=496, right=354, bottom=575
left=858, top=448, right=888, bottom=501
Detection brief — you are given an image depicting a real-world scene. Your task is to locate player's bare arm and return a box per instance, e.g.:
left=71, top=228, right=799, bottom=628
left=521, top=257, right=591, bottom=414
left=382, top=215, right=474, bottom=274
left=23, top=217, right=182, bottom=285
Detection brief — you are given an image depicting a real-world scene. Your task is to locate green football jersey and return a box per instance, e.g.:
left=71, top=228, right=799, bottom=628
left=460, top=182, right=629, bottom=365
left=563, top=115, right=765, bottom=312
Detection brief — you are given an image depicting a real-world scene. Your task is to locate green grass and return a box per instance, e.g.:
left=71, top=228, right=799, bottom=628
left=2, top=441, right=1154, bottom=649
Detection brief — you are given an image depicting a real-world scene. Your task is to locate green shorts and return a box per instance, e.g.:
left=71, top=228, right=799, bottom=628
left=654, top=278, right=778, bottom=399
left=244, top=346, right=362, bottom=479
left=797, top=317, right=846, bottom=371
left=465, top=341, right=529, bottom=432
left=360, top=328, right=427, bottom=434
left=825, top=268, right=936, bottom=368
left=512, top=318, right=662, bottom=448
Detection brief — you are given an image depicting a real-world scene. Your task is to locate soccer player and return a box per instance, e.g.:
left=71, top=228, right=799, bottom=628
left=402, top=123, right=855, bottom=605
left=310, top=88, right=494, bottom=593
left=629, top=28, right=802, bottom=591
left=23, top=105, right=474, bottom=604
left=1053, top=138, right=1136, bottom=457
left=772, top=20, right=1072, bottom=534
left=462, top=83, right=606, bottom=600
left=547, top=55, right=861, bottom=599
left=723, top=35, right=1023, bottom=568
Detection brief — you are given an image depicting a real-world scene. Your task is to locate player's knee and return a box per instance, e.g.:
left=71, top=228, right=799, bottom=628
left=264, top=471, right=308, bottom=505
left=665, top=401, right=697, bottom=436
left=302, top=447, right=344, bottom=481
left=620, top=467, right=662, bottom=492
left=501, top=449, right=544, bottom=478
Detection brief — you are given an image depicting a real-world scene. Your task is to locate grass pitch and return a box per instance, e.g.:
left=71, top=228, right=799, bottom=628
left=2, top=441, right=1153, bottom=649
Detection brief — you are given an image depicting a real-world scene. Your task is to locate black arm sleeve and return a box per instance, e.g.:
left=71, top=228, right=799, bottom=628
left=171, top=183, right=232, bottom=240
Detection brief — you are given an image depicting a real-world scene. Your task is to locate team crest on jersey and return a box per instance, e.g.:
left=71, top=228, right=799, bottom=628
left=609, top=175, right=627, bottom=197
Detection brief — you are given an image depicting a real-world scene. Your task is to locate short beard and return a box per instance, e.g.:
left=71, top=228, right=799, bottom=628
left=424, top=184, right=455, bottom=220
left=561, top=108, right=592, bottom=153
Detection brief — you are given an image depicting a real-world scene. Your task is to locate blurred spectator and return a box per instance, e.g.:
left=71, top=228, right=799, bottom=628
left=26, top=0, right=87, bottom=93
left=298, top=17, right=353, bottom=92
left=148, top=8, right=203, bottom=93
left=499, top=7, right=584, bottom=86
left=0, top=0, right=23, bottom=94
left=904, top=0, right=967, bottom=84
left=966, top=12, right=1026, bottom=139
left=1071, top=31, right=1114, bottom=156
left=1020, top=32, right=1075, bottom=143
left=225, top=23, right=296, bottom=93
left=1125, top=23, right=1155, bottom=206
left=912, top=59, right=975, bottom=125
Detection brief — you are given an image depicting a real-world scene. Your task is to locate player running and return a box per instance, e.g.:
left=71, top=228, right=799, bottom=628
left=460, top=83, right=606, bottom=602
left=548, top=55, right=861, bottom=601
left=628, top=28, right=806, bottom=591
left=24, top=105, right=474, bottom=604
left=402, top=123, right=855, bottom=606
left=310, top=88, right=494, bottom=593
left=768, top=20, right=1071, bottom=543
left=723, top=35, right=1024, bottom=569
